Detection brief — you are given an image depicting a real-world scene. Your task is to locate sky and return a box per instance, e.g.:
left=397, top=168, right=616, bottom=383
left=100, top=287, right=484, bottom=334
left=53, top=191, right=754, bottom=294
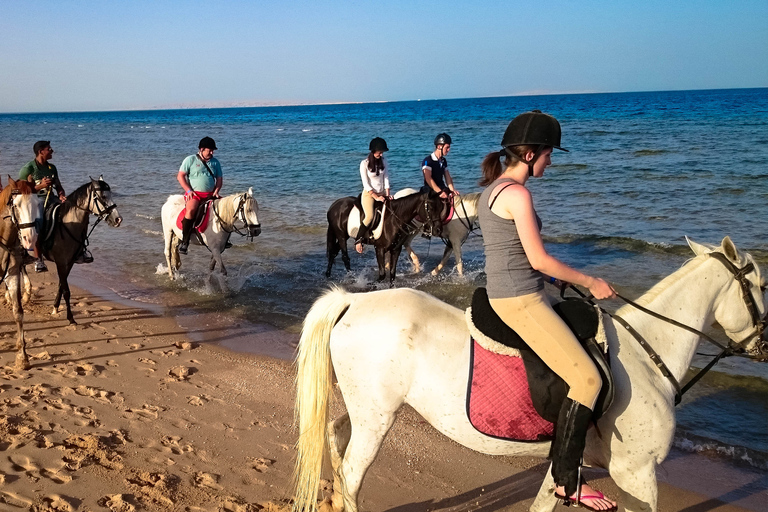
left=1, top=0, right=767, bottom=113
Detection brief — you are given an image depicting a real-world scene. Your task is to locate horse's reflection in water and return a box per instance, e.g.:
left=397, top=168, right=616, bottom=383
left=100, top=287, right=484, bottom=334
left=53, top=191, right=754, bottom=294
left=293, top=237, right=766, bottom=512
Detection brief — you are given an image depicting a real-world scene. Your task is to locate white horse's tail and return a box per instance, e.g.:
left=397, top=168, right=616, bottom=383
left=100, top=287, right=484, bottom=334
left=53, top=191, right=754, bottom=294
left=293, top=286, right=353, bottom=512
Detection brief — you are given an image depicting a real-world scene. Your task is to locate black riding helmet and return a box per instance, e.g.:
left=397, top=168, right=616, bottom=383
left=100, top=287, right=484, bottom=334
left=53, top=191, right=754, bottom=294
left=199, top=136, right=217, bottom=150
left=434, top=133, right=452, bottom=146
left=369, top=137, right=389, bottom=152
left=501, top=110, right=567, bottom=176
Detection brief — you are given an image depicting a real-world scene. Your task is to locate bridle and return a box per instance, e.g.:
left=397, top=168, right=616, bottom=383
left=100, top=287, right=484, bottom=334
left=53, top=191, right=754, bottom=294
left=213, top=193, right=261, bottom=239
left=570, top=252, right=767, bottom=405
left=72, top=181, right=118, bottom=222
left=8, top=190, right=38, bottom=231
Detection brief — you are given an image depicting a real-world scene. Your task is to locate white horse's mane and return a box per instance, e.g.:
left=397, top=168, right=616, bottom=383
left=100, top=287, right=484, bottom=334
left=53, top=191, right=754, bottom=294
left=216, top=192, right=243, bottom=223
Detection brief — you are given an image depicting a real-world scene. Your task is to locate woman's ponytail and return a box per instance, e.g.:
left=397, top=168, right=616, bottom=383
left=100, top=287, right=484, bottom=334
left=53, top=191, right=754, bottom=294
left=479, top=150, right=504, bottom=186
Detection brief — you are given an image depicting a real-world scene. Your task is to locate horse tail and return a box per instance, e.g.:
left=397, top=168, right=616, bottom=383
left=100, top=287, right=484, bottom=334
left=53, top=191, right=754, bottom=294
left=293, top=286, right=352, bottom=512
left=326, top=224, right=338, bottom=259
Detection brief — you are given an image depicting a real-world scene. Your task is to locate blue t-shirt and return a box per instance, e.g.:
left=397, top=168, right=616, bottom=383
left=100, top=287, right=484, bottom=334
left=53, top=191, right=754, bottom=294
left=179, top=154, right=222, bottom=192
left=422, top=154, right=448, bottom=191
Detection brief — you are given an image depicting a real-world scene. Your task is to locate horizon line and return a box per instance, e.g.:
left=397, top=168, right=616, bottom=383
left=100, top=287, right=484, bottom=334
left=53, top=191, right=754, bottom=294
left=1, top=86, right=766, bottom=116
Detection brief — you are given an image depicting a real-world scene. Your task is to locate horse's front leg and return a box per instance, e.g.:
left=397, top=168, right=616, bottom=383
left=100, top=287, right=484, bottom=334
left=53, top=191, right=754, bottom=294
left=8, top=271, right=29, bottom=370
left=210, top=247, right=226, bottom=277
left=609, top=460, right=658, bottom=512
left=21, top=266, right=31, bottom=304
left=529, top=464, right=558, bottom=512
left=375, top=247, right=386, bottom=282
left=389, top=246, right=403, bottom=286
left=56, top=263, right=76, bottom=325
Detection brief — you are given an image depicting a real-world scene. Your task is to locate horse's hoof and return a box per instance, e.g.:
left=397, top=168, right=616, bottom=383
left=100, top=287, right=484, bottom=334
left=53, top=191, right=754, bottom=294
left=15, top=356, right=30, bottom=371
left=68, top=319, right=78, bottom=326
left=431, top=269, right=440, bottom=276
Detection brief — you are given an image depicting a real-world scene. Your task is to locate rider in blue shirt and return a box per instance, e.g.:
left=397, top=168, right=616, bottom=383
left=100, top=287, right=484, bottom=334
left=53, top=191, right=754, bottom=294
left=421, top=133, right=459, bottom=199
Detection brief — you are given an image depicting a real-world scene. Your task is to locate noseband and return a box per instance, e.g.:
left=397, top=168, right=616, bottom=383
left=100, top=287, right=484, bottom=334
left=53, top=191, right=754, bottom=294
left=87, top=183, right=118, bottom=221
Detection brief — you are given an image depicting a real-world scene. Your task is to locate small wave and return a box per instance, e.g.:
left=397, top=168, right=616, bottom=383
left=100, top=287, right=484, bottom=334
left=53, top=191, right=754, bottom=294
left=277, top=128, right=284, bottom=131
left=302, top=129, right=311, bottom=132
left=543, top=234, right=683, bottom=255
left=135, top=213, right=156, bottom=220
left=142, top=229, right=162, bottom=236
left=78, top=124, right=84, bottom=127
left=633, top=149, right=670, bottom=156
left=674, top=433, right=768, bottom=470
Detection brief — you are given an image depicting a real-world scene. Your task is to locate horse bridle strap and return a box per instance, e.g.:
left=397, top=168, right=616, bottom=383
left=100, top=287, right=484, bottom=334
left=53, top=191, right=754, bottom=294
left=213, top=194, right=259, bottom=237
left=611, top=252, right=766, bottom=405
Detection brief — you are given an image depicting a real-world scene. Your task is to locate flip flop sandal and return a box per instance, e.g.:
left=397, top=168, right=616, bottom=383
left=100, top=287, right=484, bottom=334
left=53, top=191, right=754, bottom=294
left=554, top=490, right=618, bottom=512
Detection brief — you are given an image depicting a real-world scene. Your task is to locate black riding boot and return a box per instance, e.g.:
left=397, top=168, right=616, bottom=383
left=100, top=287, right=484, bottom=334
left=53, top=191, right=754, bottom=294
left=355, top=223, right=370, bottom=246
left=550, top=398, right=593, bottom=501
left=179, top=218, right=193, bottom=255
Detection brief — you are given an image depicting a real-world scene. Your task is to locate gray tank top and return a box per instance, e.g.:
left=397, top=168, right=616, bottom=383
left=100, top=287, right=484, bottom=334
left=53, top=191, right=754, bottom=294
left=479, top=177, right=543, bottom=299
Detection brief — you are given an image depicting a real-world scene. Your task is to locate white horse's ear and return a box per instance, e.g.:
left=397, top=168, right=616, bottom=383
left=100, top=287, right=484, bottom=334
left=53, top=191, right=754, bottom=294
left=248, top=187, right=253, bottom=197
left=686, top=236, right=713, bottom=256
left=99, top=175, right=105, bottom=181
left=721, top=236, right=740, bottom=264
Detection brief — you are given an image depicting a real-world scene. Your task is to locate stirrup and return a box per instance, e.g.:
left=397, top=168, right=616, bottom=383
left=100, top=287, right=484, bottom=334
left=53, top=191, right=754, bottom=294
left=75, top=250, right=94, bottom=264
left=35, top=260, right=48, bottom=273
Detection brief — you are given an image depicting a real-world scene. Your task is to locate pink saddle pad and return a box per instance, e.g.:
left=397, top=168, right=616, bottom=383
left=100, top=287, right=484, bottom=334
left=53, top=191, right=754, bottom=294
left=467, top=339, right=554, bottom=441
left=176, top=203, right=212, bottom=233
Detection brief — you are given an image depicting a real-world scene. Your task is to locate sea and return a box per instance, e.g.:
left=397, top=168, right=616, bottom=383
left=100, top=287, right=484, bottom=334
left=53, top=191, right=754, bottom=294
left=1, top=88, right=766, bottom=471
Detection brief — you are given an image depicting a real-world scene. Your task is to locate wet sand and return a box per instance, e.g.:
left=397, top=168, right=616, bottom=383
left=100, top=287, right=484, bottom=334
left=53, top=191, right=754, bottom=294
left=0, top=269, right=764, bottom=511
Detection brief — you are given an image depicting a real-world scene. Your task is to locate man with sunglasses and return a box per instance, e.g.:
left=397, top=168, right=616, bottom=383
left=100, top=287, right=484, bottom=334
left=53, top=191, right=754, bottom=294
left=19, top=141, right=68, bottom=272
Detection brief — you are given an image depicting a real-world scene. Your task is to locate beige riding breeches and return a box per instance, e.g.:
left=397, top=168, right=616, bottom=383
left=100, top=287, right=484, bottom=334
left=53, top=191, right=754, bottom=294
left=490, top=290, right=602, bottom=410
left=361, top=190, right=376, bottom=227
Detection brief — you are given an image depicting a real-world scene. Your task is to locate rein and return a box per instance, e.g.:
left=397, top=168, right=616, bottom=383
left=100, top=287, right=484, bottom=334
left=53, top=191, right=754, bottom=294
left=212, top=194, right=260, bottom=240
left=565, top=253, right=767, bottom=405
left=56, top=182, right=117, bottom=265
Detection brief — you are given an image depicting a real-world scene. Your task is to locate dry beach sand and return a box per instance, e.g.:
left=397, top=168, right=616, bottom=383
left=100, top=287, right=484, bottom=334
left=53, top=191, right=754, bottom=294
left=0, top=270, right=764, bottom=512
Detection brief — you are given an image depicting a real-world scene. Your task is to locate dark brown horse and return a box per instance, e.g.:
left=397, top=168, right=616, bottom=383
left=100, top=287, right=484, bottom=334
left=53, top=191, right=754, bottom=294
left=325, top=191, right=443, bottom=284
left=25, top=177, right=122, bottom=325
left=0, top=179, right=40, bottom=369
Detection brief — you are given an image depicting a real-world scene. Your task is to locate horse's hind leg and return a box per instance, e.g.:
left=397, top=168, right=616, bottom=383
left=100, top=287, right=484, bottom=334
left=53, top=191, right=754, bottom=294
left=337, top=408, right=397, bottom=512
left=431, top=243, right=454, bottom=276
left=326, top=413, right=352, bottom=512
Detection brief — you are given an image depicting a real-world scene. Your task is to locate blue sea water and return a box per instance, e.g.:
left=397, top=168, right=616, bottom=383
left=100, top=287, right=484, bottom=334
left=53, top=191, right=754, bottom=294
left=1, top=88, right=767, bottom=468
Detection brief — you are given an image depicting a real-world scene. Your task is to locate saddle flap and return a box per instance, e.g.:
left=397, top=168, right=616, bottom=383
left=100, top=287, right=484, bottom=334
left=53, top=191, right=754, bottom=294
left=348, top=195, right=387, bottom=240
left=176, top=200, right=213, bottom=233
left=468, top=288, right=614, bottom=423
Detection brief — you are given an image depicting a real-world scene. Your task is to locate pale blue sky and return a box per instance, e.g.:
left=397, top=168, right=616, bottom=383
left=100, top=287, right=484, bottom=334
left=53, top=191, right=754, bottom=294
left=1, top=0, right=766, bottom=112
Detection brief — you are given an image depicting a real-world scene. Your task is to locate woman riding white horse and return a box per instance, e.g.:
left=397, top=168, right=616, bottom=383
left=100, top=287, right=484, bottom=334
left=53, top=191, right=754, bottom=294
left=478, top=111, right=617, bottom=510
left=293, top=236, right=766, bottom=512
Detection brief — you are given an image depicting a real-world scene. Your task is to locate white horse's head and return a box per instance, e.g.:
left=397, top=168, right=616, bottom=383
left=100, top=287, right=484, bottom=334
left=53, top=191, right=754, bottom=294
left=240, top=187, right=260, bottom=237
left=688, top=236, right=767, bottom=359
left=2, top=178, right=40, bottom=252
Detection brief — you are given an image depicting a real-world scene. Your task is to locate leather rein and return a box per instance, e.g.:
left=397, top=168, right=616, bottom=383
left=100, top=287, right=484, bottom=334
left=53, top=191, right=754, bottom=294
left=568, top=253, right=767, bottom=405
left=212, top=193, right=261, bottom=239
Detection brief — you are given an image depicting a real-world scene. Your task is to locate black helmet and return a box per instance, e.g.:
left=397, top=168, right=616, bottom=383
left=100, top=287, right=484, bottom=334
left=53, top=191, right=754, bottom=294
left=198, top=136, right=217, bottom=150
left=501, top=110, right=567, bottom=152
left=369, top=137, right=389, bottom=152
left=434, top=133, right=452, bottom=146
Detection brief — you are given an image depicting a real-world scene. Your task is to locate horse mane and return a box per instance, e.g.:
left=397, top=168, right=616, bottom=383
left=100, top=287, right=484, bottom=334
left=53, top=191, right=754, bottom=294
left=216, top=192, right=241, bottom=221
left=67, top=181, right=93, bottom=205
left=0, top=180, right=33, bottom=207
left=389, top=191, right=425, bottom=217
left=455, top=192, right=480, bottom=213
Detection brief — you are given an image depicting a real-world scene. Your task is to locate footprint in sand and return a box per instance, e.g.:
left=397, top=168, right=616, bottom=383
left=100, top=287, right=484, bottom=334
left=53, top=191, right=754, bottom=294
left=138, top=358, right=156, bottom=366
left=128, top=343, right=143, bottom=350
left=124, top=404, right=163, bottom=421
left=106, top=360, right=119, bottom=367
left=168, top=366, right=191, bottom=381
left=99, top=494, right=137, bottom=512
left=0, top=490, right=34, bottom=508
left=174, top=341, right=198, bottom=350
left=42, top=494, right=78, bottom=511
left=251, top=457, right=276, bottom=473
left=160, top=436, right=193, bottom=455
left=186, top=395, right=206, bottom=406
left=193, top=471, right=222, bottom=490
left=8, top=454, right=40, bottom=478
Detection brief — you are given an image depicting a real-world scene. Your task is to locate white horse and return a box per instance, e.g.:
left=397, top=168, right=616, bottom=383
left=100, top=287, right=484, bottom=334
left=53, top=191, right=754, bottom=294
left=161, top=188, right=261, bottom=279
left=396, top=189, right=480, bottom=276
left=293, top=236, right=766, bottom=512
